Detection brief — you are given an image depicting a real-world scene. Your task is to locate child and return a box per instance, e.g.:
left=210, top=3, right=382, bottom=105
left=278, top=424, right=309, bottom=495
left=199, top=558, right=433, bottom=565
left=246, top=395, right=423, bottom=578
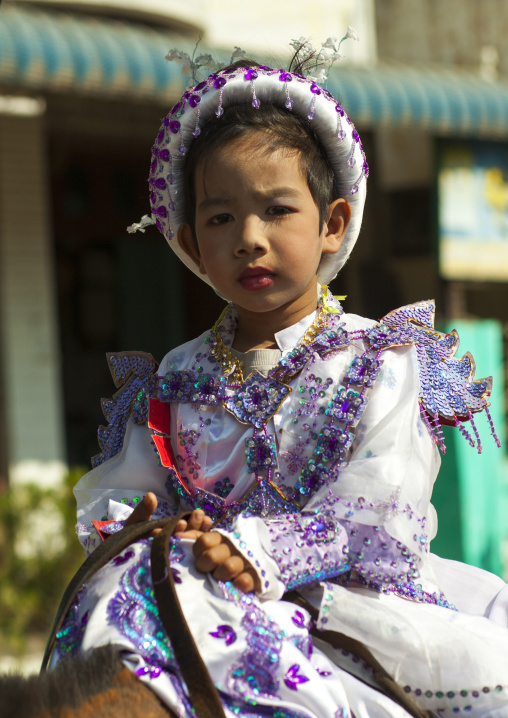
left=59, top=47, right=508, bottom=717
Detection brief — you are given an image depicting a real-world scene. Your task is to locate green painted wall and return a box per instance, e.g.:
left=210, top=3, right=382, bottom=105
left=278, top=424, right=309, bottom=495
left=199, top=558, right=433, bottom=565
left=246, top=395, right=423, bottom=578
left=431, top=320, right=508, bottom=578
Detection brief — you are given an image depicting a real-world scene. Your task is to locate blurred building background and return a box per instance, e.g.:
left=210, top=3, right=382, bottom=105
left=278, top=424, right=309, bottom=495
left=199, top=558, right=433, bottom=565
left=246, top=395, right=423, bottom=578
left=0, top=0, right=507, bottom=579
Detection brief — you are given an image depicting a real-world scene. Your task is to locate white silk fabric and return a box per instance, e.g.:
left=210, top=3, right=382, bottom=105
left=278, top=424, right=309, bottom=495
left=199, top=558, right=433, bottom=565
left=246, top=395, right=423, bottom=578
left=72, top=306, right=508, bottom=716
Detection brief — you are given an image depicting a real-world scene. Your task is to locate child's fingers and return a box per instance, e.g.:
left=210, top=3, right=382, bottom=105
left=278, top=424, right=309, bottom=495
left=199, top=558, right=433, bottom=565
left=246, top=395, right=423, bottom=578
left=232, top=571, right=257, bottom=593
left=173, top=529, right=204, bottom=540
left=186, top=509, right=206, bottom=531
left=201, top=515, right=213, bottom=532
left=192, top=531, right=223, bottom=558
left=212, top=555, right=245, bottom=583
left=173, top=508, right=213, bottom=537
left=195, top=541, right=232, bottom=573
left=192, top=533, right=261, bottom=592
left=186, top=509, right=213, bottom=532
left=173, top=519, right=188, bottom=534
left=124, top=492, right=158, bottom=527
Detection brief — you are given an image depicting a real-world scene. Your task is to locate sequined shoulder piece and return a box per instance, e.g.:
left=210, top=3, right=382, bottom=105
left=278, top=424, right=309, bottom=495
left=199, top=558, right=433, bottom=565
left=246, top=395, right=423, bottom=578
left=92, top=351, right=159, bottom=468
left=364, top=300, right=499, bottom=453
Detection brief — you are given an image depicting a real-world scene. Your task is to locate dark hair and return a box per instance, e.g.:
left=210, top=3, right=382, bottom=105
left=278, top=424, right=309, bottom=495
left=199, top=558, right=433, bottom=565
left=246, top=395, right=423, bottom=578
left=183, top=62, right=336, bottom=237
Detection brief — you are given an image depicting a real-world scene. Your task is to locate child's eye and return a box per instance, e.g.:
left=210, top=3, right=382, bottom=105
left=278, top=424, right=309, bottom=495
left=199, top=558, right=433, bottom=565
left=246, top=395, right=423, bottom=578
left=209, top=213, right=233, bottom=225
left=266, top=206, right=293, bottom=217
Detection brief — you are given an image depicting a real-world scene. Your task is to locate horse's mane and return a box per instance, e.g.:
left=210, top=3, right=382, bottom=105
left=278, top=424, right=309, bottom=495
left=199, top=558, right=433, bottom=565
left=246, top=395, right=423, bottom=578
left=0, top=645, right=171, bottom=718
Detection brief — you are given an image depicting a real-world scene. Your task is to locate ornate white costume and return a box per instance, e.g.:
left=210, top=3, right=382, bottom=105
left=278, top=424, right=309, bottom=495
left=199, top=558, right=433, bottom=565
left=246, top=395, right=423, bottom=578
left=61, top=292, right=508, bottom=717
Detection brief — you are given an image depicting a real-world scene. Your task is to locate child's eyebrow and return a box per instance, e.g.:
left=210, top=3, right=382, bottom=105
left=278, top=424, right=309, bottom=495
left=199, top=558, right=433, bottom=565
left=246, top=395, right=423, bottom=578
left=198, top=187, right=302, bottom=210
left=255, top=187, right=302, bottom=200
left=198, top=196, right=232, bottom=210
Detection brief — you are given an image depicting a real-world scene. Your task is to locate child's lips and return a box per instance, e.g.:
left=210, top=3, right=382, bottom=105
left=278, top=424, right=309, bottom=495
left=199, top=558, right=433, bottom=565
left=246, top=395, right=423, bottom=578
left=237, top=266, right=275, bottom=290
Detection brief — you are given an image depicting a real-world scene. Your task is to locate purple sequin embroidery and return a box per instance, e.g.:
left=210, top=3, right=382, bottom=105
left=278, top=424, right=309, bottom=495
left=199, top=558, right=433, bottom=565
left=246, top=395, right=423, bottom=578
left=107, top=542, right=184, bottom=670
left=222, top=583, right=283, bottom=700
left=210, top=624, right=237, bottom=646
left=284, top=664, right=310, bottom=690
left=55, top=587, right=89, bottom=657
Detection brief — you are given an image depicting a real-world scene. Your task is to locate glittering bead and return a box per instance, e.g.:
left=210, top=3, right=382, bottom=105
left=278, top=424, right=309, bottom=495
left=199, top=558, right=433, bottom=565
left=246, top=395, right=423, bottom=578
left=295, top=460, right=330, bottom=496
left=225, top=371, right=291, bottom=429
left=159, top=370, right=226, bottom=405
left=326, top=386, right=366, bottom=427
left=365, top=324, right=407, bottom=350
left=346, top=356, right=382, bottom=387
left=245, top=433, right=277, bottom=473
left=314, top=424, right=353, bottom=463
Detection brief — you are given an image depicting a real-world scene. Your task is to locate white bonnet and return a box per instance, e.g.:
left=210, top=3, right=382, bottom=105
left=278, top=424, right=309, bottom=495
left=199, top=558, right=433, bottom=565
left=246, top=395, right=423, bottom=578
left=147, top=65, right=368, bottom=287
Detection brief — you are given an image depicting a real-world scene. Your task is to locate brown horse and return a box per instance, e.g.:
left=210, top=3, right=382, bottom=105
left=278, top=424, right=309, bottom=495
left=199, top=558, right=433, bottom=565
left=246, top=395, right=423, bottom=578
left=0, top=645, right=175, bottom=718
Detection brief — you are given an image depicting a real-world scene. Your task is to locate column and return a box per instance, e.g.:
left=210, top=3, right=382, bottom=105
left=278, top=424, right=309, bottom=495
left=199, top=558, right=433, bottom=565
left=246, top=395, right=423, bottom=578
left=0, top=113, right=66, bottom=487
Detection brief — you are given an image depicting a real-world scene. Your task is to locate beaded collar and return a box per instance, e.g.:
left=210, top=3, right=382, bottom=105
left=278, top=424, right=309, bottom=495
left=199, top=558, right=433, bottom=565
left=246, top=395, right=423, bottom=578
left=209, top=292, right=334, bottom=385
left=204, top=289, right=351, bottom=429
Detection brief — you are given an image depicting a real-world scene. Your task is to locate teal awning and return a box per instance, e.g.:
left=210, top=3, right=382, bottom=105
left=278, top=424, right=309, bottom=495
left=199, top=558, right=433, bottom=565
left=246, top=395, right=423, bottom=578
left=0, top=5, right=189, bottom=100
left=2, top=5, right=508, bottom=138
left=330, top=64, right=508, bottom=138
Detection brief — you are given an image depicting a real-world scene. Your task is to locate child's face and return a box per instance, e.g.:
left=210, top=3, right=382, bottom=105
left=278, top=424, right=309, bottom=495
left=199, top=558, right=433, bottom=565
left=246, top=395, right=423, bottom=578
left=179, top=133, right=349, bottom=322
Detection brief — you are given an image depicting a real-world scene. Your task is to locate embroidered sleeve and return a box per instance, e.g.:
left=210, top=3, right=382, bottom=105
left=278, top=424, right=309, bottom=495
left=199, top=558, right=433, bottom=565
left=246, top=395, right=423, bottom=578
left=218, top=509, right=428, bottom=599
left=74, top=351, right=175, bottom=555
left=368, top=300, right=499, bottom=453
left=92, top=351, right=159, bottom=467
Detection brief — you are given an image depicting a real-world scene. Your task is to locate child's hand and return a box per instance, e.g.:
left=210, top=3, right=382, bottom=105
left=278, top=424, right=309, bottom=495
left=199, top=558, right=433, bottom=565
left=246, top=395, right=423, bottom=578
left=174, top=509, right=213, bottom=539
left=123, top=495, right=212, bottom=540
left=124, top=492, right=161, bottom=534
left=193, top=532, right=261, bottom=593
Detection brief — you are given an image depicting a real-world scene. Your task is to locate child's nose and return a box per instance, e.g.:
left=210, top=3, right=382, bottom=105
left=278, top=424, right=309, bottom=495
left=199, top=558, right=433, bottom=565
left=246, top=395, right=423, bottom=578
left=233, top=217, right=268, bottom=255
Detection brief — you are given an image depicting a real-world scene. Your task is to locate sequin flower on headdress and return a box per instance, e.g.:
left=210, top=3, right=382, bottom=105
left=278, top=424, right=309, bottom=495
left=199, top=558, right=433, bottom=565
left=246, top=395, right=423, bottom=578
left=130, top=32, right=368, bottom=289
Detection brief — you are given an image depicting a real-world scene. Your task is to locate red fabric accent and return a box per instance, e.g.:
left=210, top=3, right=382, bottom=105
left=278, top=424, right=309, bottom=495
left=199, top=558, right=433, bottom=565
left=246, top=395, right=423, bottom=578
left=152, top=435, right=191, bottom=496
left=148, top=397, right=172, bottom=435
left=92, top=520, right=116, bottom=542
left=152, top=434, right=178, bottom=468
left=149, top=397, right=189, bottom=495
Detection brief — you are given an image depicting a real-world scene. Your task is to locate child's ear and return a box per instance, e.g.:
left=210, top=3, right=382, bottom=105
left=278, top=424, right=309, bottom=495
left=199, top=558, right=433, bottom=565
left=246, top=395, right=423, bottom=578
left=177, top=223, right=207, bottom=275
left=322, top=198, right=351, bottom=255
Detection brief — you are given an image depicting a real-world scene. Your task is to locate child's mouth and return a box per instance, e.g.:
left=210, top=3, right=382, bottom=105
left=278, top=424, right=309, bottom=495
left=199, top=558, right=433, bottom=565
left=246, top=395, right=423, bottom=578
left=238, top=267, right=275, bottom=290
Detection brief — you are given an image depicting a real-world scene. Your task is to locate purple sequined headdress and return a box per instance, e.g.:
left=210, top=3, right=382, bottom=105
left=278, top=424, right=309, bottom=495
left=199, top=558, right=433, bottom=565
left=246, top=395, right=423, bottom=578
left=134, top=37, right=368, bottom=288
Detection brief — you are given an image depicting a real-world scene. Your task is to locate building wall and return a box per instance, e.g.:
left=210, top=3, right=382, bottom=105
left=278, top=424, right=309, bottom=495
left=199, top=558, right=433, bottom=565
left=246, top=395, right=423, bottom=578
left=202, top=0, right=377, bottom=64
left=376, top=0, right=508, bottom=78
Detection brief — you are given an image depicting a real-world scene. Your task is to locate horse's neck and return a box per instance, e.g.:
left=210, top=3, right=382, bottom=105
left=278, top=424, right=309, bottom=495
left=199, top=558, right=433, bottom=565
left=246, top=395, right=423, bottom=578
left=0, top=645, right=175, bottom=718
